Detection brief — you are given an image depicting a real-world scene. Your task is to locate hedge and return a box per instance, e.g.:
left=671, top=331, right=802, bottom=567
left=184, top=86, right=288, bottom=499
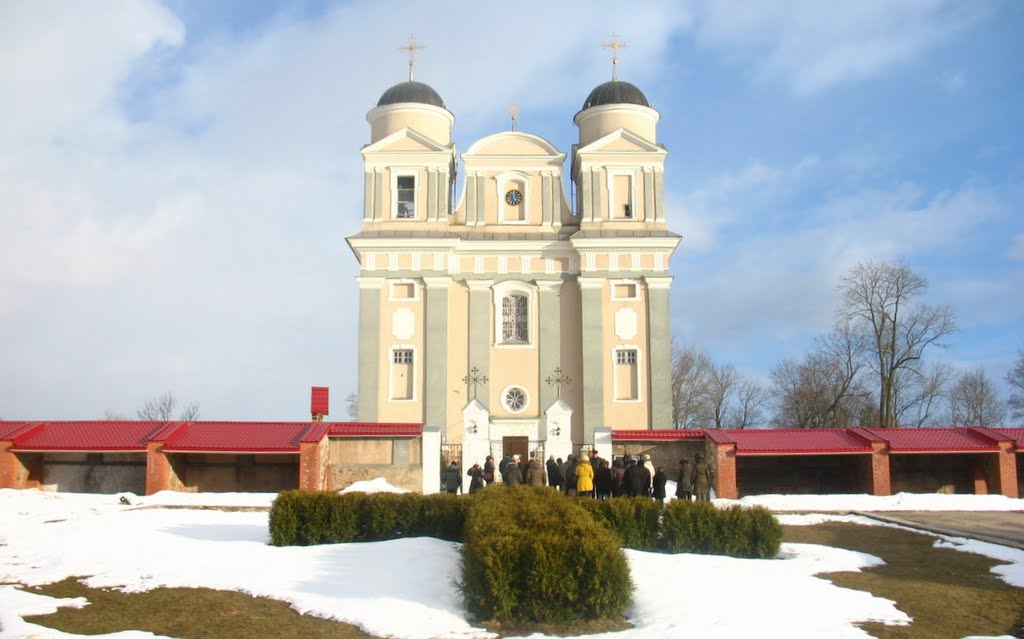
left=459, top=485, right=632, bottom=622
left=269, top=490, right=468, bottom=546
left=268, top=489, right=782, bottom=560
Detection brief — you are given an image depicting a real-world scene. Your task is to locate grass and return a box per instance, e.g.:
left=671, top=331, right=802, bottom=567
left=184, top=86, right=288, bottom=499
left=24, top=578, right=374, bottom=639
left=783, top=523, right=1024, bottom=639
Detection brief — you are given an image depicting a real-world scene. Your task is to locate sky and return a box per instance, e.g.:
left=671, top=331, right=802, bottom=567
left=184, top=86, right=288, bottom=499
left=2, top=487, right=1023, bottom=638
left=1, top=0, right=1022, bottom=422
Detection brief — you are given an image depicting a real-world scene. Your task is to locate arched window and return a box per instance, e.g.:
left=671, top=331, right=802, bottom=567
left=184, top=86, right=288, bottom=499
left=502, top=294, right=529, bottom=342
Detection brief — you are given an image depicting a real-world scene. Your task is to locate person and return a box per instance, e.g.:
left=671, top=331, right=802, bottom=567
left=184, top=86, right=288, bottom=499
left=575, top=453, right=594, bottom=498
left=652, top=466, right=667, bottom=502
left=692, top=453, right=713, bottom=501
left=563, top=455, right=578, bottom=497
left=675, top=458, right=693, bottom=501
left=642, top=454, right=656, bottom=496
left=444, top=462, right=462, bottom=494
left=467, top=463, right=484, bottom=494
left=546, top=455, right=563, bottom=491
left=527, top=456, right=547, bottom=487
left=595, top=459, right=613, bottom=500
left=590, top=448, right=604, bottom=471
left=499, top=454, right=511, bottom=481
left=628, top=456, right=651, bottom=498
left=483, top=455, right=496, bottom=485
left=611, top=458, right=626, bottom=497
left=504, top=455, right=522, bottom=486
left=622, top=457, right=638, bottom=497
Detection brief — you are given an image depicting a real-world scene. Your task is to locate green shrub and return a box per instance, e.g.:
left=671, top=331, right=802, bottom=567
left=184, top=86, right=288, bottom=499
left=660, top=500, right=782, bottom=558
left=577, top=497, right=662, bottom=551
left=415, top=492, right=468, bottom=541
left=459, top=485, right=632, bottom=623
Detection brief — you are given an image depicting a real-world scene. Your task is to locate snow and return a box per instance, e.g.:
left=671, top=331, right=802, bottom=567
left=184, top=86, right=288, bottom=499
left=1, top=488, right=1022, bottom=639
left=339, top=477, right=411, bottom=494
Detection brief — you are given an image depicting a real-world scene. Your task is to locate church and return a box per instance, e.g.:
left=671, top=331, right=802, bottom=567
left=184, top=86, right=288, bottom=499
left=346, top=39, right=680, bottom=466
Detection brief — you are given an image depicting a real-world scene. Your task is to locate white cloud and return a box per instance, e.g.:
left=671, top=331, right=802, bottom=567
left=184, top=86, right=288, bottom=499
left=1007, top=234, right=1024, bottom=261
left=691, top=0, right=984, bottom=95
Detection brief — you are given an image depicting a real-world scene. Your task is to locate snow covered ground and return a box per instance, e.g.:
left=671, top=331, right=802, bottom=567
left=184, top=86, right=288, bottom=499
left=1, top=487, right=1022, bottom=639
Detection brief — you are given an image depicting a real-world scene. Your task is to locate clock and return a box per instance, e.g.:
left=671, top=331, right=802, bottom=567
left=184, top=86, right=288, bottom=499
left=505, top=189, right=523, bottom=206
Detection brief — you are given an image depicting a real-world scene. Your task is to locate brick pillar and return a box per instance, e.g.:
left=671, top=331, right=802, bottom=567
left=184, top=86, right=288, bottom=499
left=299, top=441, right=325, bottom=492
left=870, top=442, right=891, bottom=496
left=714, top=442, right=737, bottom=499
left=0, top=442, right=41, bottom=489
left=145, top=442, right=181, bottom=495
left=996, top=443, right=1019, bottom=498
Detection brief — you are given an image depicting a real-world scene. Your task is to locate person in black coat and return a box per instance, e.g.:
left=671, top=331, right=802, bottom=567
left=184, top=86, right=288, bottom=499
left=652, top=466, right=667, bottom=501
left=444, top=462, right=462, bottom=494
left=546, top=455, right=564, bottom=491
left=636, top=460, right=652, bottom=498
left=622, top=457, right=638, bottom=497
left=467, top=463, right=484, bottom=494
left=483, top=455, right=496, bottom=485
left=595, top=459, right=613, bottom=500
left=504, top=455, right=523, bottom=486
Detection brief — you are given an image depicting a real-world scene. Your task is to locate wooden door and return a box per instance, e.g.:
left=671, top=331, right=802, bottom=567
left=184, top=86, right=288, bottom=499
left=503, top=436, right=528, bottom=460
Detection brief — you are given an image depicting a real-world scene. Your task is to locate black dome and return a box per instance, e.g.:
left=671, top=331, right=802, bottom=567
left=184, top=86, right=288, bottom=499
left=376, top=81, right=445, bottom=108
left=581, top=80, right=649, bottom=110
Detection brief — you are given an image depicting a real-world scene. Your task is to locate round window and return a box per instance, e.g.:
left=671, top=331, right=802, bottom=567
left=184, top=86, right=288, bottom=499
left=502, top=386, right=528, bottom=413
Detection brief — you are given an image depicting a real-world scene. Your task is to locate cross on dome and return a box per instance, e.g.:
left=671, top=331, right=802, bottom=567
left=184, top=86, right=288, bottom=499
left=398, top=33, right=426, bottom=81
left=601, top=32, right=630, bottom=81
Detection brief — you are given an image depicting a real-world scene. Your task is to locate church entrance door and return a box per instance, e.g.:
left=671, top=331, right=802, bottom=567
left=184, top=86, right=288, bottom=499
left=502, top=436, right=528, bottom=461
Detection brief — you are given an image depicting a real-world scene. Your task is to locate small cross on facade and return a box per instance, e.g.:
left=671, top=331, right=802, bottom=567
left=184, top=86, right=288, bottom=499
left=398, top=33, right=426, bottom=81
left=545, top=366, right=572, bottom=399
left=462, top=366, right=488, bottom=400
left=601, top=32, right=630, bottom=81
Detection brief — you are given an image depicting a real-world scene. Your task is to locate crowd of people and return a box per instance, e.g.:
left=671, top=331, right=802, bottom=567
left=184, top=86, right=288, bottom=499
left=443, top=450, right=714, bottom=501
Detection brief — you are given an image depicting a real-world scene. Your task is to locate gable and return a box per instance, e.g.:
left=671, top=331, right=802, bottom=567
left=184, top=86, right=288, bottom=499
left=576, top=129, right=664, bottom=155
left=362, top=127, right=450, bottom=154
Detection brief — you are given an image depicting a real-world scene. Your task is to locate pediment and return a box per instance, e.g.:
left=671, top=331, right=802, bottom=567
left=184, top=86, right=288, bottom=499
left=362, top=128, right=450, bottom=154
left=464, top=131, right=564, bottom=159
left=576, top=129, right=664, bottom=154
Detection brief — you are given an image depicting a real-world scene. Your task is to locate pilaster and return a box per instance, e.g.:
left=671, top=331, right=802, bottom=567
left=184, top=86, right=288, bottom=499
left=579, top=277, right=604, bottom=444
left=713, top=441, right=738, bottom=499
left=869, top=442, right=891, bottom=496
left=537, top=280, right=563, bottom=427
left=996, top=442, right=1019, bottom=498
left=423, top=276, right=452, bottom=433
left=357, top=277, right=383, bottom=422
left=645, top=276, right=673, bottom=429
left=466, top=279, right=493, bottom=397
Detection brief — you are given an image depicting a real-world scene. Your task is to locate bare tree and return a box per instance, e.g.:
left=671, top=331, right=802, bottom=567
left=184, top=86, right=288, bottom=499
left=948, top=367, right=1006, bottom=428
left=733, top=379, right=770, bottom=429
left=671, top=344, right=712, bottom=429
left=137, top=392, right=200, bottom=421
left=892, top=362, right=954, bottom=428
left=705, top=363, right=739, bottom=428
left=345, top=392, right=358, bottom=420
left=838, top=259, right=956, bottom=428
left=103, top=410, right=130, bottom=420
left=771, top=325, right=870, bottom=429
left=1007, top=350, right=1024, bottom=424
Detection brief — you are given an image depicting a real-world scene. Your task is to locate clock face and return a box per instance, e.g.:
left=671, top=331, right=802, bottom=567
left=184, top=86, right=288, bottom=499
left=505, top=189, right=523, bottom=206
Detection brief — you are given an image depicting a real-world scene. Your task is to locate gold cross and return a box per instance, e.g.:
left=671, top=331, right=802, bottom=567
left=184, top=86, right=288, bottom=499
left=398, top=33, right=426, bottom=81
left=601, top=32, right=629, bottom=81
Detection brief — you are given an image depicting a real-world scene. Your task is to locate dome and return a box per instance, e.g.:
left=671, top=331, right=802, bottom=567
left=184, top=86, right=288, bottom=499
left=581, top=80, right=649, bottom=110
left=376, top=81, right=445, bottom=108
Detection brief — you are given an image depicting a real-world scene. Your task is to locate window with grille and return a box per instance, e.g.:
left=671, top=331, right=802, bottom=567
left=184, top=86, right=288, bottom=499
left=615, top=349, right=639, bottom=400
left=501, top=294, right=529, bottom=342
left=616, top=350, right=637, bottom=365
left=393, top=350, right=413, bottom=364
left=391, top=349, right=413, bottom=400
left=396, top=175, right=415, bottom=218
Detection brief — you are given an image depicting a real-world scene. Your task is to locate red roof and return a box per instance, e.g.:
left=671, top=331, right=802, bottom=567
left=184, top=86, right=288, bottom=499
left=866, top=428, right=1000, bottom=452
left=0, top=421, right=33, bottom=441
left=995, top=428, right=1024, bottom=448
left=327, top=422, right=423, bottom=438
left=9, top=421, right=168, bottom=452
left=162, top=422, right=311, bottom=453
left=728, top=429, right=873, bottom=455
left=612, top=429, right=704, bottom=442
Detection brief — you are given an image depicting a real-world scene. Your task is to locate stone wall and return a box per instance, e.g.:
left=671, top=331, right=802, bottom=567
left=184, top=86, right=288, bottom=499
left=171, top=453, right=299, bottom=493
left=328, top=437, right=423, bottom=492
left=890, top=453, right=976, bottom=494
left=40, top=453, right=146, bottom=494
left=736, top=454, right=872, bottom=497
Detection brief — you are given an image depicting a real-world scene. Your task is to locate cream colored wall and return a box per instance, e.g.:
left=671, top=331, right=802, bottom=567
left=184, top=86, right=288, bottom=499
left=446, top=281, right=469, bottom=444
left=369, top=109, right=453, bottom=144
left=576, top=107, right=657, bottom=145
left=489, top=344, right=540, bottom=419
left=376, top=280, right=426, bottom=423
left=600, top=279, right=650, bottom=429
left=558, top=279, right=585, bottom=443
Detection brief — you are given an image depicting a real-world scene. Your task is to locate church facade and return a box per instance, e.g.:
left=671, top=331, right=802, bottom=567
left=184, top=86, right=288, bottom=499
left=347, top=74, right=680, bottom=465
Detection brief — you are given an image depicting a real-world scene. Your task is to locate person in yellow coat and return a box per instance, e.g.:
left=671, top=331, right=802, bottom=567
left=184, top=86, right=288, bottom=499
left=575, top=454, right=595, bottom=498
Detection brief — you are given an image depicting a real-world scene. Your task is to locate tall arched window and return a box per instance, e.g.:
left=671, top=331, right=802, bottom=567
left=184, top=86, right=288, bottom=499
left=502, top=294, right=528, bottom=342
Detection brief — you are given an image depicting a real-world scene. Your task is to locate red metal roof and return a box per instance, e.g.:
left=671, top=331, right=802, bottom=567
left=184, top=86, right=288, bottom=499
left=866, top=428, right=1000, bottom=452
left=0, top=421, right=33, bottom=441
left=9, top=421, right=168, bottom=452
left=994, top=428, right=1024, bottom=449
left=612, top=429, right=704, bottom=442
left=728, top=429, right=873, bottom=455
left=327, top=422, right=423, bottom=438
left=162, top=422, right=312, bottom=453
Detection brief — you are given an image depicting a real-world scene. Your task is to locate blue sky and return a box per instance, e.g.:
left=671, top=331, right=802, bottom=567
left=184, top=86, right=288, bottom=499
left=1, top=0, right=1021, bottom=422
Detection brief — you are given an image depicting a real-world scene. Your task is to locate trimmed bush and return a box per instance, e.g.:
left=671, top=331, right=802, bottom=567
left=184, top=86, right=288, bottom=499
left=268, top=490, right=469, bottom=546
left=460, top=485, right=632, bottom=623
left=577, top=497, right=663, bottom=551
left=660, top=500, right=782, bottom=558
